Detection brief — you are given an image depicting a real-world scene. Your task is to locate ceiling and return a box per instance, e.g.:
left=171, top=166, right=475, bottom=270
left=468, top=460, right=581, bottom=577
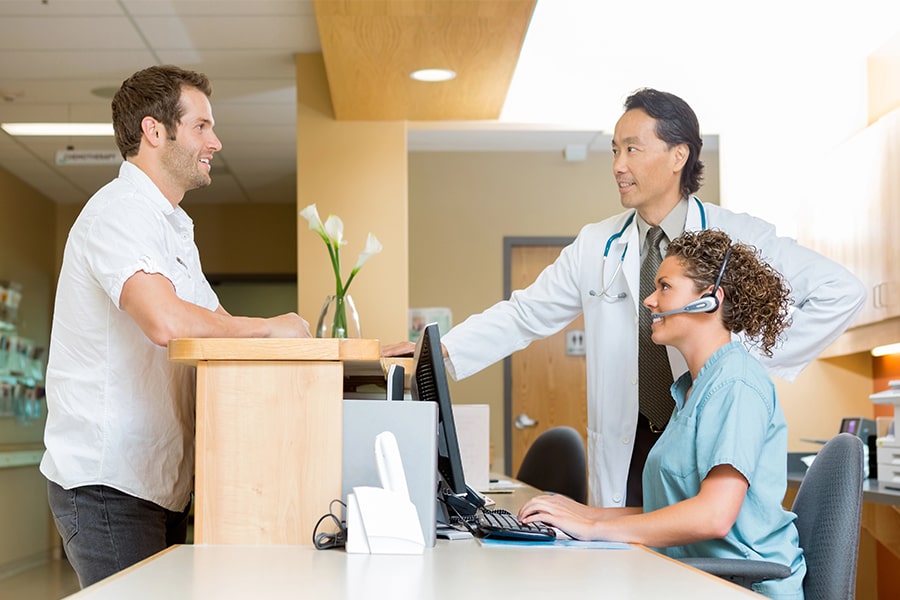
left=0, top=1, right=897, bottom=208
left=0, top=0, right=541, bottom=206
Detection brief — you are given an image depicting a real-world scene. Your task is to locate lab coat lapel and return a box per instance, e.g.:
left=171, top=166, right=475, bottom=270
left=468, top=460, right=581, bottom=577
left=620, top=221, right=641, bottom=311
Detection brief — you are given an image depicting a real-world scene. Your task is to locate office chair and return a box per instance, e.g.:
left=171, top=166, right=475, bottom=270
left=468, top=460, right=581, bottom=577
left=681, top=432, right=865, bottom=600
left=516, top=426, right=587, bottom=504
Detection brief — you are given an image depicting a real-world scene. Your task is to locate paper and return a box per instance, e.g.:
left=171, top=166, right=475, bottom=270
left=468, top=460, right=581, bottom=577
left=452, top=404, right=490, bottom=492
left=479, top=537, right=633, bottom=550
left=485, top=479, right=522, bottom=493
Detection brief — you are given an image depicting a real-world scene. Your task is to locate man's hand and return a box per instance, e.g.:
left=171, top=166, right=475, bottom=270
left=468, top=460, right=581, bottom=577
left=265, top=313, right=311, bottom=338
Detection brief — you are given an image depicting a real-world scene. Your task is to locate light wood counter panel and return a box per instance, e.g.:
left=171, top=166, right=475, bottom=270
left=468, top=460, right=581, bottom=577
left=168, top=338, right=388, bottom=546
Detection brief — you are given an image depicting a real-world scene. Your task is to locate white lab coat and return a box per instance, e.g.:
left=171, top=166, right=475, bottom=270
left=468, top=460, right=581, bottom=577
left=442, top=197, right=866, bottom=508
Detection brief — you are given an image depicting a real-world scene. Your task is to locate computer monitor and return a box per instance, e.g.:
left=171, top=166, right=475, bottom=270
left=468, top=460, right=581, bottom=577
left=410, top=322, right=484, bottom=518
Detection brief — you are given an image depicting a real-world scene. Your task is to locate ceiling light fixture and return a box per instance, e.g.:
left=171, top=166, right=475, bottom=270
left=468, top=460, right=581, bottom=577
left=409, top=69, right=457, bottom=82
left=1, top=122, right=114, bottom=136
left=872, top=343, right=900, bottom=357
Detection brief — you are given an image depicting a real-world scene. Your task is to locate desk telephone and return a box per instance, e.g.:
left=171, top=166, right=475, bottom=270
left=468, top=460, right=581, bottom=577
left=345, top=431, right=426, bottom=554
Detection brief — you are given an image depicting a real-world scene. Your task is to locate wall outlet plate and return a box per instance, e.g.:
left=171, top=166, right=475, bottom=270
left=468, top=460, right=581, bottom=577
left=565, top=329, right=586, bottom=356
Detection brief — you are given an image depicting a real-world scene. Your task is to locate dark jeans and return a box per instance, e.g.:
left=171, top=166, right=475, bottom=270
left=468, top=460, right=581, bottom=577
left=47, top=480, right=191, bottom=588
left=625, top=414, right=664, bottom=507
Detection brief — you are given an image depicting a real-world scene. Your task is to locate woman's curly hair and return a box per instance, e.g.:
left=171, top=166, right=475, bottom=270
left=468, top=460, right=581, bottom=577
left=665, top=229, right=792, bottom=357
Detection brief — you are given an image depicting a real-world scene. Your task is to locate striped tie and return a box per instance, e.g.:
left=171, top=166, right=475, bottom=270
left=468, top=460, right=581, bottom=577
left=638, top=227, right=674, bottom=431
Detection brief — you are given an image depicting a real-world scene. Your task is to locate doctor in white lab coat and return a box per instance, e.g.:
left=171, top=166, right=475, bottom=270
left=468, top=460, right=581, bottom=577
left=441, top=195, right=864, bottom=507
left=386, top=88, right=866, bottom=508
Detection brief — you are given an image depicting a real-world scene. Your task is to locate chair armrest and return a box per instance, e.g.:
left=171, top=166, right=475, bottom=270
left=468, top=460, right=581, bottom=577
left=679, top=557, right=792, bottom=589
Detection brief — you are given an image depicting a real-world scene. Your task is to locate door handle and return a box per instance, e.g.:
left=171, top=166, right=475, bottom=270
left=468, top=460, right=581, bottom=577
left=515, top=413, right=538, bottom=430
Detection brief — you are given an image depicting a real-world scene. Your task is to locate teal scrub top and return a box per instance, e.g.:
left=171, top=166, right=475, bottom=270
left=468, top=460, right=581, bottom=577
left=642, top=342, right=806, bottom=599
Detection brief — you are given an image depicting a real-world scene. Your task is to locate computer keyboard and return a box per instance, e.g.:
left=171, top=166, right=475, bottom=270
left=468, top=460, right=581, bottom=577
left=475, top=508, right=556, bottom=542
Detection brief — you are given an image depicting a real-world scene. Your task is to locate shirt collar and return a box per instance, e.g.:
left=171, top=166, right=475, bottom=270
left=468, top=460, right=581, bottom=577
left=635, top=197, right=689, bottom=255
left=118, top=161, right=178, bottom=217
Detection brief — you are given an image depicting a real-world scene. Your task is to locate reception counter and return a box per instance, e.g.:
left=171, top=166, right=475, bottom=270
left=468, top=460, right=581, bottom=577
left=168, top=337, right=390, bottom=546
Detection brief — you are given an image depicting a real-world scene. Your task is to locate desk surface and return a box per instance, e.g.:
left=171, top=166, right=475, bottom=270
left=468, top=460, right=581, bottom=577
left=787, top=452, right=900, bottom=506
left=66, top=541, right=759, bottom=600
left=67, top=484, right=759, bottom=600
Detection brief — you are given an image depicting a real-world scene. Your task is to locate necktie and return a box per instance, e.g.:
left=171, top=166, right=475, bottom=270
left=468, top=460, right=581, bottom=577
left=638, top=226, right=674, bottom=431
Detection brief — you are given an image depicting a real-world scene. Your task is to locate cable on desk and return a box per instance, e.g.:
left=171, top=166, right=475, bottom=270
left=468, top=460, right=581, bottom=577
left=313, top=499, right=347, bottom=550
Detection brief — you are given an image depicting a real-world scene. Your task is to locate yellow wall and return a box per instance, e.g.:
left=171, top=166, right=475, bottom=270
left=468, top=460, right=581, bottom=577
left=295, top=54, right=409, bottom=344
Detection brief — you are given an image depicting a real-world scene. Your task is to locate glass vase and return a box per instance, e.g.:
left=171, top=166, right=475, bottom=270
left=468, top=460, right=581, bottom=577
left=316, top=294, right=361, bottom=338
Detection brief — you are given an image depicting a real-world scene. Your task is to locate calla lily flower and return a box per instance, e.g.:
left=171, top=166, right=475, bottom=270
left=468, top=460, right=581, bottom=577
left=353, top=233, right=383, bottom=271
left=299, top=204, right=324, bottom=234
left=301, top=203, right=383, bottom=338
left=323, top=215, right=347, bottom=247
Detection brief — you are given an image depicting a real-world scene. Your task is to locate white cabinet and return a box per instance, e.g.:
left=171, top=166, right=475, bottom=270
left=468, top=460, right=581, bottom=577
left=799, top=107, right=900, bottom=327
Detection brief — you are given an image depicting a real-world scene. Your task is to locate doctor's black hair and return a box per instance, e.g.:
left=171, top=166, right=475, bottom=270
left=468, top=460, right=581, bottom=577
left=665, top=229, right=792, bottom=357
left=623, top=88, right=704, bottom=199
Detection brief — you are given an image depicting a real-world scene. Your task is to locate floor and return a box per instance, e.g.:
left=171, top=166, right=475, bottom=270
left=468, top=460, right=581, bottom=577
left=1, top=524, right=193, bottom=600
left=0, top=557, right=80, bottom=600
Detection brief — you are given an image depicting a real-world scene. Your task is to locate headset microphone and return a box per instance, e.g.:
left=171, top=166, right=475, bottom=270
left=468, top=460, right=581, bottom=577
left=649, top=296, right=719, bottom=320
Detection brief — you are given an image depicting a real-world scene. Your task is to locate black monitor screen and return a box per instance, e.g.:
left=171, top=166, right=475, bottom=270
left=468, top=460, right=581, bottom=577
left=410, top=323, right=468, bottom=497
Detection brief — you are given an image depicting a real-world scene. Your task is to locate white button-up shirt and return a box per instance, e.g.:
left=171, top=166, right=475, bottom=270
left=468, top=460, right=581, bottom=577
left=41, top=161, right=219, bottom=511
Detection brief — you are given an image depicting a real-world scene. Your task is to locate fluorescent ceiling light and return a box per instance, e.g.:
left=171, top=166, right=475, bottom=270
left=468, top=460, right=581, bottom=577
left=872, top=343, right=900, bottom=357
left=1, top=122, right=114, bottom=136
left=410, top=69, right=456, bottom=82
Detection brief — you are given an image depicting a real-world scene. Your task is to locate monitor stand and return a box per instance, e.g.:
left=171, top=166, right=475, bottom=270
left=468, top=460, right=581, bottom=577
left=437, top=482, right=486, bottom=523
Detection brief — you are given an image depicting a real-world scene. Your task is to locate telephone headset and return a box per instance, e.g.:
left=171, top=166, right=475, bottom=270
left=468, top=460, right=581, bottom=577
left=650, top=246, right=732, bottom=321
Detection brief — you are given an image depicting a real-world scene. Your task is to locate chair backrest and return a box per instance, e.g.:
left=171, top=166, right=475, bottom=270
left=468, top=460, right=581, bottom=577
left=792, top=432, right=864, bottom=600
left=515, top=426, right=587, bottom=504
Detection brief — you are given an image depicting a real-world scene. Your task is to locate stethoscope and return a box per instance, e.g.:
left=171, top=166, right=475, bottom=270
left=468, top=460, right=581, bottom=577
left=589, top=198, right=708, bottom=302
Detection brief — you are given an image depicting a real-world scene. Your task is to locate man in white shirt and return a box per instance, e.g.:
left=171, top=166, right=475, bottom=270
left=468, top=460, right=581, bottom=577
left=385, top=88, right=866, bottom=510
left=41, top=65, right=311, bottom=588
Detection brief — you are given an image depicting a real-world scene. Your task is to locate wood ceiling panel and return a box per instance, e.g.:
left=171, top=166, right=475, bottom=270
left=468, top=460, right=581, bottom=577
left=314, top=0, right=536, bottom=120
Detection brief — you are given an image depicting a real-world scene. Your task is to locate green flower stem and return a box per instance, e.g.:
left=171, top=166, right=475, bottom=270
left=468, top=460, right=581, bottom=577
left=331, top=294, right=348, bottom=338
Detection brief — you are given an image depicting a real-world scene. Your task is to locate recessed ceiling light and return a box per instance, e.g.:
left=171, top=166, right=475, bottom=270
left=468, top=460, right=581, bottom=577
left=872, top=343, right=900, bottom=357
left=1, top=123, right=114, bottom=136
left=409, top=69, right=457, bottom=82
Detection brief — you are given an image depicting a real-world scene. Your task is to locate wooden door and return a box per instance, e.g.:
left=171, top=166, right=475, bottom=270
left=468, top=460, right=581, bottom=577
left=505, top=242, right=587, bottom=475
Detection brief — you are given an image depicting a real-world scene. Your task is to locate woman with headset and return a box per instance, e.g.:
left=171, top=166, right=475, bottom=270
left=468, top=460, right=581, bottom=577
left=519, top=229, right=805, bottom=600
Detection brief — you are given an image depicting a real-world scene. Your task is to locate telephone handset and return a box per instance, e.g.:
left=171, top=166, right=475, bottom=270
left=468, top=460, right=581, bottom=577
left=375, top=431, right=409, bottom=500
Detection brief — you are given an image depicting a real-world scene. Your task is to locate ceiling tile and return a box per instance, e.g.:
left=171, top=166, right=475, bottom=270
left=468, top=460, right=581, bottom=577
left=0, top=17, right=145, bottom=50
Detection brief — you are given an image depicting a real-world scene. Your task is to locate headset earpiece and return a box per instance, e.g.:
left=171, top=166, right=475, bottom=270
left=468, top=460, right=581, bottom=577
left=702, top=246, right=732, bottom=314
left=698, top=291, right=719, bottom=313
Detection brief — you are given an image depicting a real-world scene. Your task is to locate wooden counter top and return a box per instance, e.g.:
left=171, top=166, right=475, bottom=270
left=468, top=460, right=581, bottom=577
left=168, top=337, right=415, bottom=388
left=168, top=337, right=383, bottom=364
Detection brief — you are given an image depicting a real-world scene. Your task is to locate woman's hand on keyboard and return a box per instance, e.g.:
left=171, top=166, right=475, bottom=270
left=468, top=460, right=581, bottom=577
left=518, top=494, right=614, bottom=541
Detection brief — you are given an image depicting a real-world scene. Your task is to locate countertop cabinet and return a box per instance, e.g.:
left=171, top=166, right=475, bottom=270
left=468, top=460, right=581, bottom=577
left=799, top=107, right=900, bottom=328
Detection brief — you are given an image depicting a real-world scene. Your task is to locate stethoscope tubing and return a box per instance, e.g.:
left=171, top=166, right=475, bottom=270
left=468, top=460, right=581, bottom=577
left=592, top=199, right=707, bottom=302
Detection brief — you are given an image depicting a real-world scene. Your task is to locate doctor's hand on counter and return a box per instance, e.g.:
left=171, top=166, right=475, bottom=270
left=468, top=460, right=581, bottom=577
left=382, top=340, right=447, bottom=358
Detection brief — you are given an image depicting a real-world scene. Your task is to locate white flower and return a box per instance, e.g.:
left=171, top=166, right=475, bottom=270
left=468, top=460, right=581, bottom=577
left=301, top=203, right=382, bottom=299
left=299, top=204, right=324, bottom=234
left=353, top=233, right=383, bottom=271
left=323, top=215, right=347, bottom=247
